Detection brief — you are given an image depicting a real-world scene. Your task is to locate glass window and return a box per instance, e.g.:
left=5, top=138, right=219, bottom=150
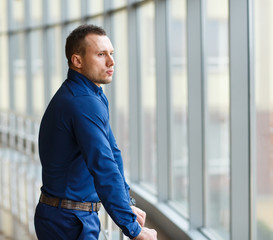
left=29, top=0, right=42, bottom=26
left=11, top=0, right=25, bottom=30
left=0, top=35, right=9, bottom=110
left=168, top=0, right=188, bottom=216
left=12, top=33, right=26, bottom=114
left=47, top=0, right=61, bottom=24
left=87, top=17, right=104, bottom=27
left=62, top=22, right=82, bottom=76
left=111, top=0, right=126, bottom=9
left=254, top=1, right=273, bottom=239
left=112, top=11, right=130, bottom=174
left=87, top=0, right=103, bottom=16
left=30, top=30, right=44, bottom=117
left=64, top=22, right=82, bottom=40
left=0, top=0, right=7, bottom=32
left=138, top=2, right=157, bottom=192
left=66, top=0, right=81, bottom=20
left=48, top=27, right=62, bottom=98
left=204, top=0, right=230, bottom=239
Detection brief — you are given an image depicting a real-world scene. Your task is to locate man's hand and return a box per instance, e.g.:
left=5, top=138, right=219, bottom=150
left=131, top=206, right=146, bottom=227
left=133, top=227, right=157, bottom=240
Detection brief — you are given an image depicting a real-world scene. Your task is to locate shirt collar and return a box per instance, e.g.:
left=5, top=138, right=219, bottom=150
left=67, top=68, right=103, bottom=95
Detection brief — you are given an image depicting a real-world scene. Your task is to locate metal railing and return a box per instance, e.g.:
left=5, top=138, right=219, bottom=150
left=0, top=110, right=126, bottom=240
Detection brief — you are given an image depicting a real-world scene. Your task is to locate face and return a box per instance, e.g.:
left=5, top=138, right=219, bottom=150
left=72, top=34, right=115, bottom=87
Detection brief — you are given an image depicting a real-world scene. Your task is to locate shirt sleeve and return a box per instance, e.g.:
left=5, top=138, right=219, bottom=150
left=72, top=99, right=141, bottom=239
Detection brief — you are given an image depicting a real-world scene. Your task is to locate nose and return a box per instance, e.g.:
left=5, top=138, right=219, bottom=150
left=106, top=54, right=115, bottom=67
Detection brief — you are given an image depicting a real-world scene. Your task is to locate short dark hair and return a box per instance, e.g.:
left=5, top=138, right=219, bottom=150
left=65, top=24, right=107, bottom=67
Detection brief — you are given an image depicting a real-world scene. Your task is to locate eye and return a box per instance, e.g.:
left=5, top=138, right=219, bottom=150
left=110, top=52, right=114, bottom=56
left=98, top=53, right=105, bottom=56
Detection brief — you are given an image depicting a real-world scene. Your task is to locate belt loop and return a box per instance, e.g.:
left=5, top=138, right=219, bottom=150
left=91, top=202, right=94, bottom=212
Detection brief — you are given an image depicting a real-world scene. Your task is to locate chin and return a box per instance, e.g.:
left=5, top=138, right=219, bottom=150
left=104, top=78, right=112, bottom=84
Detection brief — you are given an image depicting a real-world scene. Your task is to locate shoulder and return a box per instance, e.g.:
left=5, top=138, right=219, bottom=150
left=64, top=85, right=108, bottom=123
left=47, top=80, right=108, bottom=123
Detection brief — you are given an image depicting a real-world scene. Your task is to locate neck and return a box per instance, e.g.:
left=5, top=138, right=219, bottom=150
left=69, top=67, right=101, bottom=88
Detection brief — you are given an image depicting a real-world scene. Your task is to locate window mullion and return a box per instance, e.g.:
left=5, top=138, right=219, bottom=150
left=187, top=0, right=205, bottom=229
left=229, top=0, right=251, bottom=239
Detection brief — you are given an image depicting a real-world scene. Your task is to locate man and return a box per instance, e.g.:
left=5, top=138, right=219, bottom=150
left=34, top=24, right=157, bottom=240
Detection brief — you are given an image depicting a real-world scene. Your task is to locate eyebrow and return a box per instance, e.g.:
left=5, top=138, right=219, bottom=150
left=97, top=49, right=114, bottom=53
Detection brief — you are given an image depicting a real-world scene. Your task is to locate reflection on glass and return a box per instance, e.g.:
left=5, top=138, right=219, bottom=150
left=87, top=0, right=103, bottom=15
left=112, top=11, right=130, bottom=174
left=0, top=35, right=9, bottom=110
left=204, top=0, right=230, bottom=239
left=13, top=33, right=26, bottom=114
left=29, top=0, right=42, bottom=26
left=11, top=0, right=25, bottom=29
left=254, top=1, right=273, bottom=239
left=48, top=27, right=62, bottom=98
left=67, top=0, right=81, bottom=20
left=0, top=0, right=7, bottom=32
left=169, top=0, right=188, bottom=216
left=139, top=2, right=157, bottom=192
left=48, top=0, right=61, bottom=24
left=30, top=31, right=44, bottom=117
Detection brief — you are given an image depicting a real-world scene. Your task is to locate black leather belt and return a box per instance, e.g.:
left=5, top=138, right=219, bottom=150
left=39, top=193, right=101, bottom=212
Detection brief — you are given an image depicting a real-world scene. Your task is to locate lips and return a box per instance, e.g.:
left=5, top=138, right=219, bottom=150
left=106, top=69, right=114, bottom=76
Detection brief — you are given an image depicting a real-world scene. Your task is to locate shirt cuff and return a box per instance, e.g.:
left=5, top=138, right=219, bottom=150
left=123, top=221, right=141, bottom=239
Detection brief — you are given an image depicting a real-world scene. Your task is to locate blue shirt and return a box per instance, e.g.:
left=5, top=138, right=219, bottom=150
left=39, top=68, right=141, bottom=238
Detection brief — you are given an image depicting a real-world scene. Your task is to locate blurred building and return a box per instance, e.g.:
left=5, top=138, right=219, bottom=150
left=0, top=0, right=272, bottom=240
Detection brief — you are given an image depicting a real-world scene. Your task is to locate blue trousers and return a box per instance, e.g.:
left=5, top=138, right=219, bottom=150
left=34, top=202, right=100, bottom=240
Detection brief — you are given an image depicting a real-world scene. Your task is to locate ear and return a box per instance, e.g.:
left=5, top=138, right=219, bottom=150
left=71, top=54, right=82, bottom=69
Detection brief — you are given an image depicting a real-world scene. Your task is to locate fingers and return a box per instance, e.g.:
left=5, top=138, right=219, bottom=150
left=136, top=227, right=157, bottom=240
left=130, top=207, right=157, bottom=239
left=131, top=206, right=146, bottom=227
left=145, top=228, right=157, bottom=239
left=137, top=209, right=146, bottom=227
